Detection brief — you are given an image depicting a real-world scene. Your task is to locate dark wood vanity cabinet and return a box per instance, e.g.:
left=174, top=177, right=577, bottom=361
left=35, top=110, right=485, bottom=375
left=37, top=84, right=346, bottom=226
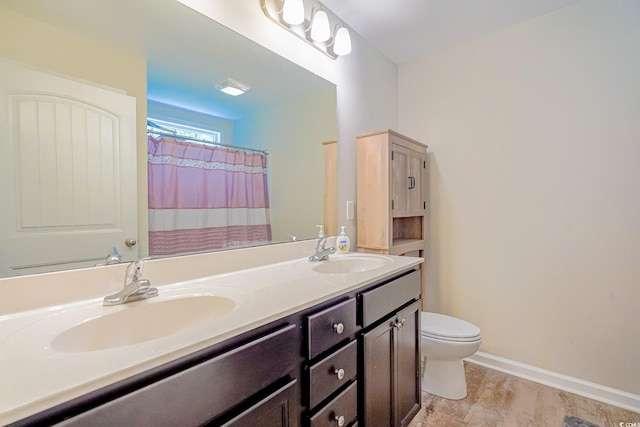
left=13, top=268, right=421, bottom=427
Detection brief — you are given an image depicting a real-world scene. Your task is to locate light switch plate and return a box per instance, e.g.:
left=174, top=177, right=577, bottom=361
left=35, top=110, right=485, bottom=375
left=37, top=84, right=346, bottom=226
left=346, top=200, right=355, bottom=220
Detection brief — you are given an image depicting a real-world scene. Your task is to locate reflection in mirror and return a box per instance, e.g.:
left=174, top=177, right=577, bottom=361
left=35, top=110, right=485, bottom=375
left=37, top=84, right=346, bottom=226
left=0, top=0, right=337, bottom=278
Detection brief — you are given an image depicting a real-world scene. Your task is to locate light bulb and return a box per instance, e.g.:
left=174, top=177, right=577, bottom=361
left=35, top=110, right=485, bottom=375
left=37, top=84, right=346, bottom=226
left=310, top=9, right=330, bottom=42
left=282, top=0, right=304, bottom=25
left=333, top=26, right=352, bottom=56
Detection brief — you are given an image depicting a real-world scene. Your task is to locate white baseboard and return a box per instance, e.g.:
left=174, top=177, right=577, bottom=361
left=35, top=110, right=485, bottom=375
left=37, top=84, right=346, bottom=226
left=466, top=352, right=640, bottom=413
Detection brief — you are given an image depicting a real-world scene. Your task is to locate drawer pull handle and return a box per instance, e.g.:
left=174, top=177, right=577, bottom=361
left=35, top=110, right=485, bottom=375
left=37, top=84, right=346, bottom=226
left=333, top=322, right=345, bottom=334
left=335, top=415, right=345, bottom=427
left=334, top=368, right=345, bottom=380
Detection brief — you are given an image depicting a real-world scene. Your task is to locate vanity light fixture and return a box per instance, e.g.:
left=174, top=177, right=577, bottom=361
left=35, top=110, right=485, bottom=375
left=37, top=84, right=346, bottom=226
left=215, top=78, right=250, bottom=97
left=261, top=0, right=352, bottom=59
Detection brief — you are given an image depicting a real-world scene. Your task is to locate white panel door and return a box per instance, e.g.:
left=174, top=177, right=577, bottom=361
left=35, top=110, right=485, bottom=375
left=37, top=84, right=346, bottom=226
left=0, top=59, right=138, bottom=276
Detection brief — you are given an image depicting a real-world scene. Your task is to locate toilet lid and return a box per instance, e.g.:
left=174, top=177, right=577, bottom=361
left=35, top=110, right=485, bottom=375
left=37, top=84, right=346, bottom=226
left=421, top=312, right=481, bottom=342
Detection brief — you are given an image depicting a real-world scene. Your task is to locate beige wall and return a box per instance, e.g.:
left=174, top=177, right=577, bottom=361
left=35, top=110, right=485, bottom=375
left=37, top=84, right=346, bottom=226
left=399, top=0, right=640, bottom=394
left=235, top=88, right=337, bottom=242
left=0, top=7, right=149, bottom=256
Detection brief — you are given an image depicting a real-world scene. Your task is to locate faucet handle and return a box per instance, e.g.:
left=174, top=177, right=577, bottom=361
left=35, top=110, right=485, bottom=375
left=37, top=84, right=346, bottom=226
left=319, top=235, right=337, bottom=247
left=125, top=259, right=144, bottom=282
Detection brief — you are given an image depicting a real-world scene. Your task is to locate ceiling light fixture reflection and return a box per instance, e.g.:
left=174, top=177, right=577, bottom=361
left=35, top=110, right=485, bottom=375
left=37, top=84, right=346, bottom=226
left=261, top=0, right=352, bottom=60
left=215, top=78, right=250, bottom=96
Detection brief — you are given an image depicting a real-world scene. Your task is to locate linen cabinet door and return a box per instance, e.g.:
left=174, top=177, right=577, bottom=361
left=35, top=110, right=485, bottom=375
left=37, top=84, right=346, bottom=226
left=407, top=151, right=426, bottom=216
left=391, top=144, right=411, bottom=217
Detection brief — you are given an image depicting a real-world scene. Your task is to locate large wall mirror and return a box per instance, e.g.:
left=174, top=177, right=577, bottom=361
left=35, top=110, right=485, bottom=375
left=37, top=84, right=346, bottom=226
left=0, top=0, right=337, bottom=278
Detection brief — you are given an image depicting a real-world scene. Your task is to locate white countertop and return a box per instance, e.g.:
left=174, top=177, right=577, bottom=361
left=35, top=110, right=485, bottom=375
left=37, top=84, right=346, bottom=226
left=0, top=252, right=422, bottom=425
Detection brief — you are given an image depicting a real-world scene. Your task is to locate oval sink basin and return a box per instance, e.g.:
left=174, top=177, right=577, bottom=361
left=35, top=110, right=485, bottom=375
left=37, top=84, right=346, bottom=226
left=311, top=255, right=392, bottom=274
left=51, top=296, right=236, bottom=352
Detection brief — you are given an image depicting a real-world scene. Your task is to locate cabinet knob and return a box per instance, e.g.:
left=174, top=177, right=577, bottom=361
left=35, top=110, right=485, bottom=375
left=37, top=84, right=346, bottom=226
left=334, top=368, right=345, bottom=380
left=335, top=415, right=345, bottom=427
left=333, top=322, right=345, bottom=334
left=395, top=318, right=406, bottom=329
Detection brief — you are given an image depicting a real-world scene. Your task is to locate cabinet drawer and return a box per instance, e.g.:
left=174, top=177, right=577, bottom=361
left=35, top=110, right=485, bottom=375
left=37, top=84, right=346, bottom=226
left=359, top=270, right=420, bottom=328
left=308, top=340, right=357, bottom=409
left=56, top=324, right=299, bottom=427
left=306, top=299, right=356, bottom=359
left=309, top=381, right=357, bottom=427
left=221, top=379, right=298, bottom=427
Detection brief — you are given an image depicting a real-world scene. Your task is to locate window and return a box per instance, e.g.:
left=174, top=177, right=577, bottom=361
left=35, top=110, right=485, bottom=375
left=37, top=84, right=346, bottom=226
left=147, top=118, right=222, bottom=144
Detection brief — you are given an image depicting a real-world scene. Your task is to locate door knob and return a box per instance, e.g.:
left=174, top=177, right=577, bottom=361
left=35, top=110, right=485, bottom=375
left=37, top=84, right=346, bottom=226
left=125, top=238, right=137, bottom=247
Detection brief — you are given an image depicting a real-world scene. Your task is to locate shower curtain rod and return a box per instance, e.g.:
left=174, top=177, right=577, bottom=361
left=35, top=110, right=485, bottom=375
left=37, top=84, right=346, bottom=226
left=147, top=129, right=269, bottom=156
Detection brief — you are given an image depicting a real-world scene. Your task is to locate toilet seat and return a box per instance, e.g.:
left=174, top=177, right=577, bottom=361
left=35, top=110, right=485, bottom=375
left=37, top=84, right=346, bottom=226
left=421, top=312, right=481, bottom=342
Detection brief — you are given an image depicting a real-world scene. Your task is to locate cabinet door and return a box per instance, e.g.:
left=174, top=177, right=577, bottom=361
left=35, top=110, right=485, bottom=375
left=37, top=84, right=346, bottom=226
left=391, top=145, right=411, bottom=217
left=392, top=145, right=426, bottom=218
left=221, top=379, right=298, bottom=427
left=407, top=152, right=426, bottom=216
left=361, top=318, right=394, bottom=427
left=395, top=301, right=421, bottom=427
left=361, top=300, right=422, bottom=427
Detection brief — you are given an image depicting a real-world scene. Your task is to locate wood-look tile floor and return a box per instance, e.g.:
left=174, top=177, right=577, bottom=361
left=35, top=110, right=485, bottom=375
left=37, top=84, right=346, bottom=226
left=408, top=362, right=640, bottom=427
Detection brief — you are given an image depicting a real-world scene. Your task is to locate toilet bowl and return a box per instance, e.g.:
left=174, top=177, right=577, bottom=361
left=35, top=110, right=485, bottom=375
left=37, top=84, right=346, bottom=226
left=421, top=312, right=481, bottom=400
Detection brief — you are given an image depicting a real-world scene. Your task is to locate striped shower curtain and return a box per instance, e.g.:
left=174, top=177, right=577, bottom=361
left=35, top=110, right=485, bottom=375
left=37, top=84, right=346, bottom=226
left=147, top=136, right=272, bottom=257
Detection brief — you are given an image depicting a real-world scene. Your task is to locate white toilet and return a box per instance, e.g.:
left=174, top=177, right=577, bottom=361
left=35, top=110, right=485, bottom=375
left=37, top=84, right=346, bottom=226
left=420, top=312, right=482, bottom=400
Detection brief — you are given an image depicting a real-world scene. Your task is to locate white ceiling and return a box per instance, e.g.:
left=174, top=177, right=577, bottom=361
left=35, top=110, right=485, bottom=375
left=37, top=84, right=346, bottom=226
left=322, top=0, right=584, bottom=64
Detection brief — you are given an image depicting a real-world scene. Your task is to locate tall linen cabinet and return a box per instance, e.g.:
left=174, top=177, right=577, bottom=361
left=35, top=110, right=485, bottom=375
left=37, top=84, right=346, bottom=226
left=356, top=129, right=427, bottom=426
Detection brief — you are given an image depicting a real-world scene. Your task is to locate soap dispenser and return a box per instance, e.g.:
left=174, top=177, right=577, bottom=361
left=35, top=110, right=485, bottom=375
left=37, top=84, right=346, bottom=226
left=336, top=226, right=351, bottom=254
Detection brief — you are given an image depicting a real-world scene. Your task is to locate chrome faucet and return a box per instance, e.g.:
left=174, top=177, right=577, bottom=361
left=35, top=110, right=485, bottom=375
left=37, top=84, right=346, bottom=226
left=309, top=236, right=336, bottom=262
left=103, top=259, right=158, bottom=306
left=104, top=246, right=122, bottom=265
left=94, top=247, right=122, bottom=267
